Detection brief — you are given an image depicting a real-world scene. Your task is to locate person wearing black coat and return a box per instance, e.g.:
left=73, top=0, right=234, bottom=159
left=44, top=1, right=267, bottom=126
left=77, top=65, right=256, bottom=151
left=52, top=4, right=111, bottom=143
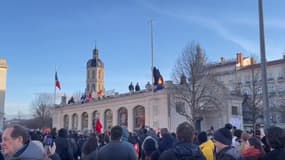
left=159, top=122, right=205, bottom=160
left=263, top=126, right=285, bottom=160
left=54, top=128, right=73, bottom=160
left=158, top=128, right=175, bottom=153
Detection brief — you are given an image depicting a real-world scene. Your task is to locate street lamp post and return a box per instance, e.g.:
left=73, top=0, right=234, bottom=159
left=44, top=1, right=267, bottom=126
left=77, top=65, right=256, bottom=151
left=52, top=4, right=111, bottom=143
left=258, top=0, right=270, bottom=129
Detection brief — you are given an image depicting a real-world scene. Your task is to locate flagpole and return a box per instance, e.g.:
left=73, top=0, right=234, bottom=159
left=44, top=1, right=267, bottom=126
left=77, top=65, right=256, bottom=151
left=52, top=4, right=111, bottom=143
left=258, top=0, right=270, bottom=129
left=149, top=20, right=154, bottom=129
left=54, top=66, right=56, bottom=105
left=150, top=20, right=154, bottom=92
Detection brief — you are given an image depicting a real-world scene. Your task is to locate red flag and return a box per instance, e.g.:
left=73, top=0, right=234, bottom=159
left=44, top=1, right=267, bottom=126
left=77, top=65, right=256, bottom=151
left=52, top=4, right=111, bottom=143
left=95, top=119, right=103, bottom=134
left=55, top=72, right=61, bottom=90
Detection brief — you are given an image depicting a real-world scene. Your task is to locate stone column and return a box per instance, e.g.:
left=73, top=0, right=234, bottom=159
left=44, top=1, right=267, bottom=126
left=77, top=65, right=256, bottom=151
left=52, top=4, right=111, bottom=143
left=145, top=104, right=151, bottom=128
left=127, top=107, right=133, bottom=132
left=112, top=108, right=118, bottom=127
left=78, top=112, right=82, bottom=131
left=88, top=112, right=93, bottom=131
left=68, top=114, right=72, bottom=130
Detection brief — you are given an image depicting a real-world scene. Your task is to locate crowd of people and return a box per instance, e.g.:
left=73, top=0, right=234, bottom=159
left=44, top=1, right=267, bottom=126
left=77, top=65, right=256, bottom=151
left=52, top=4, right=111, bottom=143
left=0, top=122, right=284, bottom=160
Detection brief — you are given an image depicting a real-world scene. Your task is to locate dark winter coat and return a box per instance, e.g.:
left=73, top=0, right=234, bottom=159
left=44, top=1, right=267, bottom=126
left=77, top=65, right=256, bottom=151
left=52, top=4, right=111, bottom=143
left=216, top=146, right=242, bottom=160
left=159, top=141, right=205, bottom=160
left=97, top=141, right=137, bottom=160
left=159, top=133, right=175, bottom=153
left=55, top=137, right=73, bottom=160
left=263, top=149, right=285, bottom=160
left=49, top=153, right=61, bottom=160
left=82, top=150, right=98, bottom=160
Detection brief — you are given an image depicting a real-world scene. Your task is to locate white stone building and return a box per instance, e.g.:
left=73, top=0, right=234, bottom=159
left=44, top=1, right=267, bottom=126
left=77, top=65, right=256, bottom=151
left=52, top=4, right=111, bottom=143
left=211, top=53, right=285, bottom=128
left=0, top=59, right=8, bottom=130
left=52, top=48, right=243, bottom=132
left=53, top=82, right=242, bottom=132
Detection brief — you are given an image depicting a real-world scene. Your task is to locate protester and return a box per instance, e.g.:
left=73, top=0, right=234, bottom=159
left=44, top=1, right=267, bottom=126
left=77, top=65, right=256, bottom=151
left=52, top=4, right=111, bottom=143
left=213, top=127, right=241, bottom=160
left=232, top=129, right=243, bottom=149
left=263, top=126, right=285, bottom=160
left=82, top=133, right=98, bottom=160
left=55, top=128, right=74, bottom=160
left=240, top=132, right=250, bottom=153
left=1, top=124, right=57, bottom=160
left=198, top=131, right=215, bottom=160
left=158, top=128, right=175, bottom=153
left=224, top=123, right=233, bottom=131
left=97, top=125, right=137, bottom=160
left=159, top=122, right=205, bottom=160
left=142, top=136, right=160, bottom=160
left=242, top=137, right=265, bottom=160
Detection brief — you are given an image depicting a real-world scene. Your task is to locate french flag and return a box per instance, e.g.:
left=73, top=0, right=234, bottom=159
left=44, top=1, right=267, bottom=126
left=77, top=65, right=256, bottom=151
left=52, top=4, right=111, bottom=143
left=55, top=71, right=61, bottom=90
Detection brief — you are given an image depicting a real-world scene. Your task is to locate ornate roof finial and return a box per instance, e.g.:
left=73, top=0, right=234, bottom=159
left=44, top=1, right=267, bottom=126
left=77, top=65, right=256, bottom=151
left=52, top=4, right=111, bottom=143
left=93, top=41, right=99, bottom=59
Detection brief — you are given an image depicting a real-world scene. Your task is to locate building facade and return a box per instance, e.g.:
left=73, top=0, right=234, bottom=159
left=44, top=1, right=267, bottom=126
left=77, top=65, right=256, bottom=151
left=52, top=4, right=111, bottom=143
left=53, top=82, right=242, bottom=132
left=52, top=48, right=243, bottom=132
left=211, top=53, right=285, bottom=128
left=0, top=59, right=8, bottom=130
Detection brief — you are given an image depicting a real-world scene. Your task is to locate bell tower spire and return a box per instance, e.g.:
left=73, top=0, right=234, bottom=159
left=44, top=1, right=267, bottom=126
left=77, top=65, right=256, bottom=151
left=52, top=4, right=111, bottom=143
left=86, top=45, right=105, bottom=98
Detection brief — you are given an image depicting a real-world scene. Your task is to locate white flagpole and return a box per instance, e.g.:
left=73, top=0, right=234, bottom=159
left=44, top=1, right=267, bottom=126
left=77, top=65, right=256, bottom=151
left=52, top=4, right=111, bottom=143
left=150, top=20, right=154, bottom=92
left=54, top=66, right=57, bottom=105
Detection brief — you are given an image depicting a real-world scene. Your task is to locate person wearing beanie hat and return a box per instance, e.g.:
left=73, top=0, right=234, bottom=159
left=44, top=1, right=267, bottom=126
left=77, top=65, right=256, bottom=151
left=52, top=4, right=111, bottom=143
left=142, top=136, right=160, bottom=160
left=224, top=123, right=233, bottom=130
left=213, top=128, right=241, bottom=160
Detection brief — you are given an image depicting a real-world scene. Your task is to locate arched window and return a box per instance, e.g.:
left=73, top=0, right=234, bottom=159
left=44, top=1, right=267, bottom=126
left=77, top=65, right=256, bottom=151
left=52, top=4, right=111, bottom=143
left=133, top=106, right=145, bottom=129
left=72, top=113, right=78, bottom=130
left=118, top=107, right=128, bottom=127
left=81, top=112, right=88, bottom=130
left=104, top=109, right=113, bottom=131
left=63, top=114, right=69, bottom=129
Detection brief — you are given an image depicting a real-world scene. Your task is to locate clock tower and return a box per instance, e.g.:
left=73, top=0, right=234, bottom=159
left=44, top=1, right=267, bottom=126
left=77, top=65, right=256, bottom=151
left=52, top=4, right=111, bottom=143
left=86, top=48, right=104, bottom=97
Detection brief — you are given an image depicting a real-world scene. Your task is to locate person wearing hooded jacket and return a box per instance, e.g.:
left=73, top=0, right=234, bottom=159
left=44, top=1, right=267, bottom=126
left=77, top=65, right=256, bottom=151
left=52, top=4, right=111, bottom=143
left=1, top=124, right=59, bottom=160
left=159, top=122, right=205, bottom=160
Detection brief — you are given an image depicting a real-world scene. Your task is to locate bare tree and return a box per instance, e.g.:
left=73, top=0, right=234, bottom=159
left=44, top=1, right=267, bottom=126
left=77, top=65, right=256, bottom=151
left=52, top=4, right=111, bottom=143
left=241, top=58, right=285, bottom=129
left=241, top=63, right=263, bottom=130
left=31, top=93, right=53, bottom=128
left=172, top=42, right=226, bottom=124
